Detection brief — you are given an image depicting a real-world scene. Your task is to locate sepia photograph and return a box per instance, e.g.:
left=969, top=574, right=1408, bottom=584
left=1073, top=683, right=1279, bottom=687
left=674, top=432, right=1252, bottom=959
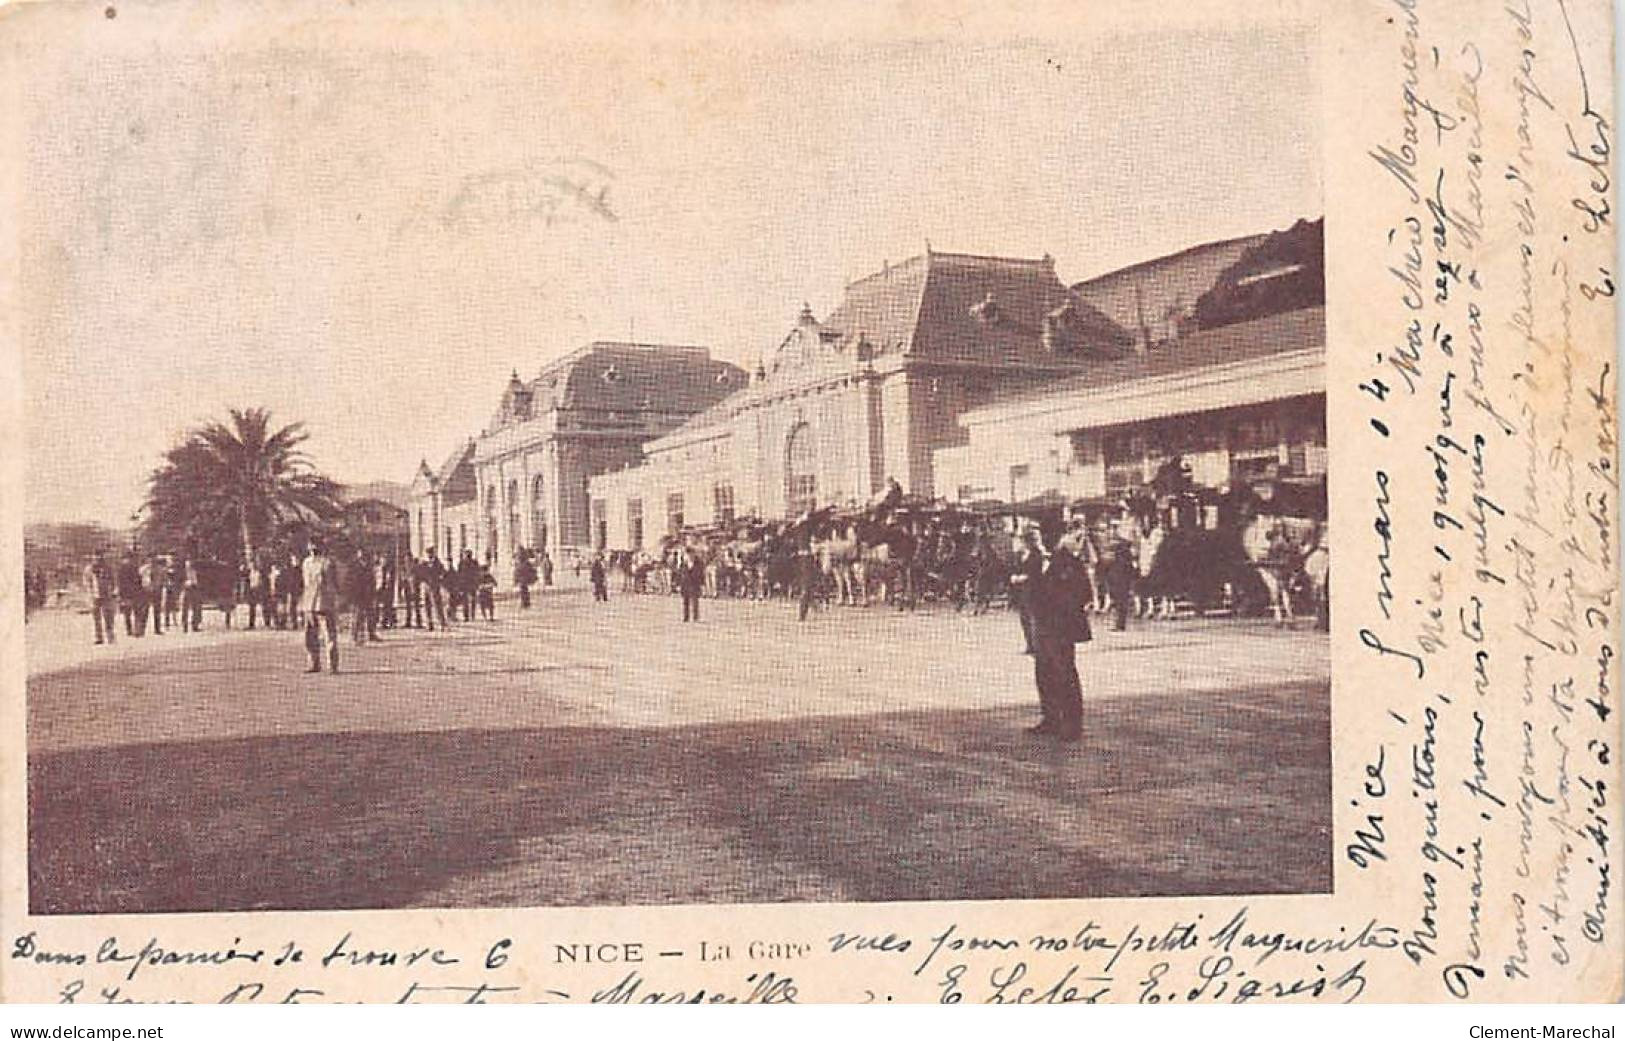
left=21, top=20, right=1331, bottom=914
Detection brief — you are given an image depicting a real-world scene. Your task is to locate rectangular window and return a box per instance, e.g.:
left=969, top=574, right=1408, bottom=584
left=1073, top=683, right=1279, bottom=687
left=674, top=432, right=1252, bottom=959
left=1102, top=429, right=1145, bottom=494
left=667, top=493, right=685, bottom=535
left=1230, top=410, right=1286, bottom=484
left=713, top=483, right=735, bottom=524
left=627, top=499, right=643, bottom=550
left=590, top=498, right=607, bottom=550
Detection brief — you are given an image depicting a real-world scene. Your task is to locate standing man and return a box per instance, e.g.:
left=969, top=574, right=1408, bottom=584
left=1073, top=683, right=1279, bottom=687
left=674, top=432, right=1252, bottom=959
left=677, top=545, right=705, bottom=623
left=142, top=555, right=165, bottom=636
left=85, top=551, right=117, bottom=645
left=514, top=549, right=536, bottom=609
left=351, top=550, right=378, bottom=645
left=1025, top=519, right=1092, bottom=742
left=1104, top=539, right=1136, bottom=633
left=457, top=549, right=480, bottom=622
left=589, top=553, right=609, bottom=603
left=246, top=557, right=269, bottom=631
left=180, top=558, right=203, bottom=632
left=284, top=552, right=305, bottom=630
left=420, top=547, right=448, bottom=629
left=377, top=554, right=397, bottom=630
left=117, top=550, right=143, bottom=637
left=1010, top=526, right=1043, bottom=654
left=300, top=539, right=340, bottom=674
left=400, top=553, right=422, bottom=629
left=796, top=540, right=821, bottom=622
left=541, top=551, right=554, bottom=588
left=163, top=557, right=183, bottom=630
left=477, top=562, right=497, bottom=621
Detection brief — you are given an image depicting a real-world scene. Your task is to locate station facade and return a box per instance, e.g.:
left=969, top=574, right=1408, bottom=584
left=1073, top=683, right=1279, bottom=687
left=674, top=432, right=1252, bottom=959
left=588, top=249, right=1133, bottom=551
left=417, top=219, right=1326, bottom=568
left=409, top=342, right=746, bottom=566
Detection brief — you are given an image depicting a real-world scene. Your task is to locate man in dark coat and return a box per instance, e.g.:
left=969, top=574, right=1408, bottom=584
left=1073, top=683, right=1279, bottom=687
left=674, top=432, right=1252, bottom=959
left=514, top=550, right=536, bottom=609
left=419, top=548, right=448, bottom=629
left=1026, top=519, right=1092, bottom=742
left=796, top=543, right=821, bottom=622
left=677, top=546, right=705, bottom=622
left=117, top=551, right=144, bottom=637
left=1104, top=539, right=1137, bottom=632
left=1010, top=526, right=1044, bottom=654
left=457, top=550, right=480, bottom=622
left=589, top=554, right=609, bottom=603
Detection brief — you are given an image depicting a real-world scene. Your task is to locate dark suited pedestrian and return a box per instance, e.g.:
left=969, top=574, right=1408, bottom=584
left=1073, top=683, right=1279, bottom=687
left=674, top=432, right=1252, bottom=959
left=1026, top=519, right=1093, bottom=742
left=477, top=564, right=497, bottom=621
left=796, top=544, right=821, bottom=622
left=400, top=555, right=423, bottom=628
left=514, top=550, right=536, bottom=609
left=420, top=548, right=449, bottom=629
left=677, top=547, right=705, bottom=622
left=457, top=550, right=480, bottom=622
left=1010, top=527, right=1043, bottom=654
left=378, top=555, right=397, bottom=629
left=589, top=554, right=609, bottom=602
left=116, top=552, right=143, bottom=637
left=351, top=550, right=379, bottom=645
left=1104, top=540, right=1136, bottom=632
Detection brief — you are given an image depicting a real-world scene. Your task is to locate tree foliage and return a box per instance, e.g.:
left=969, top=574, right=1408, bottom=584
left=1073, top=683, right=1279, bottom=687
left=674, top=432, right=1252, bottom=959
left=141, top=408, right=345, bottom=563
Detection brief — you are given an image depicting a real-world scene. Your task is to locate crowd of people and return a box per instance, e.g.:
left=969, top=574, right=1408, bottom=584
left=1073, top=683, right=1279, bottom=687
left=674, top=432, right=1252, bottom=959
left=587, top=489, right=1326, bottom=632
left=59, top=460, right=1324, bottom=705
left=69, top=540, right=562, bottom=671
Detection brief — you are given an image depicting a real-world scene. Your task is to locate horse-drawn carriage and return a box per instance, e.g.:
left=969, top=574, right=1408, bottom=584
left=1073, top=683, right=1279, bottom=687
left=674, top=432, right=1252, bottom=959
left=1071, top=472, right=1328, bottom=627
left=631, top=461, right=1328, bottom=628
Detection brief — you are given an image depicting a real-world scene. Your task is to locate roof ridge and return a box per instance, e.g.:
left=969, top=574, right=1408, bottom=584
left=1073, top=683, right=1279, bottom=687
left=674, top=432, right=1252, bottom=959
left=926, top=250, right=1054, bottom=267
left=1070, top=224, right=1313, bottom=288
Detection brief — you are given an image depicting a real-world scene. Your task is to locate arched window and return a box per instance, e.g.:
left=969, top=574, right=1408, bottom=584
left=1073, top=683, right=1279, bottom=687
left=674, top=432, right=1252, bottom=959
left=786, top=422, right=817, bottom=515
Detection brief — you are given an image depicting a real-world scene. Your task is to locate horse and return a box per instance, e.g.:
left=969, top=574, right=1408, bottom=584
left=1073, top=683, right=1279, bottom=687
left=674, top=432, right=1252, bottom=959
left=1240, top=514, right=1322, bottom=623
left=813, top=521, right=863, bottom=605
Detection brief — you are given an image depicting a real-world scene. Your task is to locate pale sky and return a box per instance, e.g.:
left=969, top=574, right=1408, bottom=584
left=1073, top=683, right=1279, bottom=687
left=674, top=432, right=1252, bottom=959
left=21, top=19, right=1320, bottom=526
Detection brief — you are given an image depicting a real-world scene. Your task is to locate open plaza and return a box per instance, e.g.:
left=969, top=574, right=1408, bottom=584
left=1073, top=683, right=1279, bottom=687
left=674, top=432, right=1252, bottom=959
left=26, top=586, right=1330, bottom=913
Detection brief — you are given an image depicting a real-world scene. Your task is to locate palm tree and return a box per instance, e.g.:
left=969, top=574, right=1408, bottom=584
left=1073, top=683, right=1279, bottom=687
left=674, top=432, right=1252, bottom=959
left=142, top=408, right=345, bottom=564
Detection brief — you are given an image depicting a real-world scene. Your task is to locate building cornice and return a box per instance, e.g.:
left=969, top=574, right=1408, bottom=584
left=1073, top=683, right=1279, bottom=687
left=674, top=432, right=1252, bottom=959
left=961, top=348, right=1325, bottom=434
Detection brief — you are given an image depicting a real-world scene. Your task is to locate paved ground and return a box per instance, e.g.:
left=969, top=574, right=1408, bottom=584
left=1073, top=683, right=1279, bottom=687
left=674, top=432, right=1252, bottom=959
left=27, top=588, right=1331, bottom=912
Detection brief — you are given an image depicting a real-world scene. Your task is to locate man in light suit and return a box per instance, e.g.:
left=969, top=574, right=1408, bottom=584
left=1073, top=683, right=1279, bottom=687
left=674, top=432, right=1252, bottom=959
left=1026, top=518, right=1093, bottom=742
left=84, top=551, right=117, bottom=645
left=300, top=539, right=341, bottom=674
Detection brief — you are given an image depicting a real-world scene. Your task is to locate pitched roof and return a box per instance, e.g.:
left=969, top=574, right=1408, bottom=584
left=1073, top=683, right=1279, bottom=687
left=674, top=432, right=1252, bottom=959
left=489, top=343, right=745, bottom=433
left=434, top=439, right=476, bottom=486
left=896, top=251, right=1131, bottom=362
left=975, top=305, right=1325, bottom=414
left=653, top=251, right=1134, bottom=447
left=543, top=342, right=745, bottom=414
left=811, top=251, right=1130, bottom=362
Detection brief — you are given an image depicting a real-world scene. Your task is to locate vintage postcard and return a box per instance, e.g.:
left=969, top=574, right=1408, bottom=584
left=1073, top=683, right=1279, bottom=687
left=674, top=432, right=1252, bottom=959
left=0, top=0, right=1617, bottom=1005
